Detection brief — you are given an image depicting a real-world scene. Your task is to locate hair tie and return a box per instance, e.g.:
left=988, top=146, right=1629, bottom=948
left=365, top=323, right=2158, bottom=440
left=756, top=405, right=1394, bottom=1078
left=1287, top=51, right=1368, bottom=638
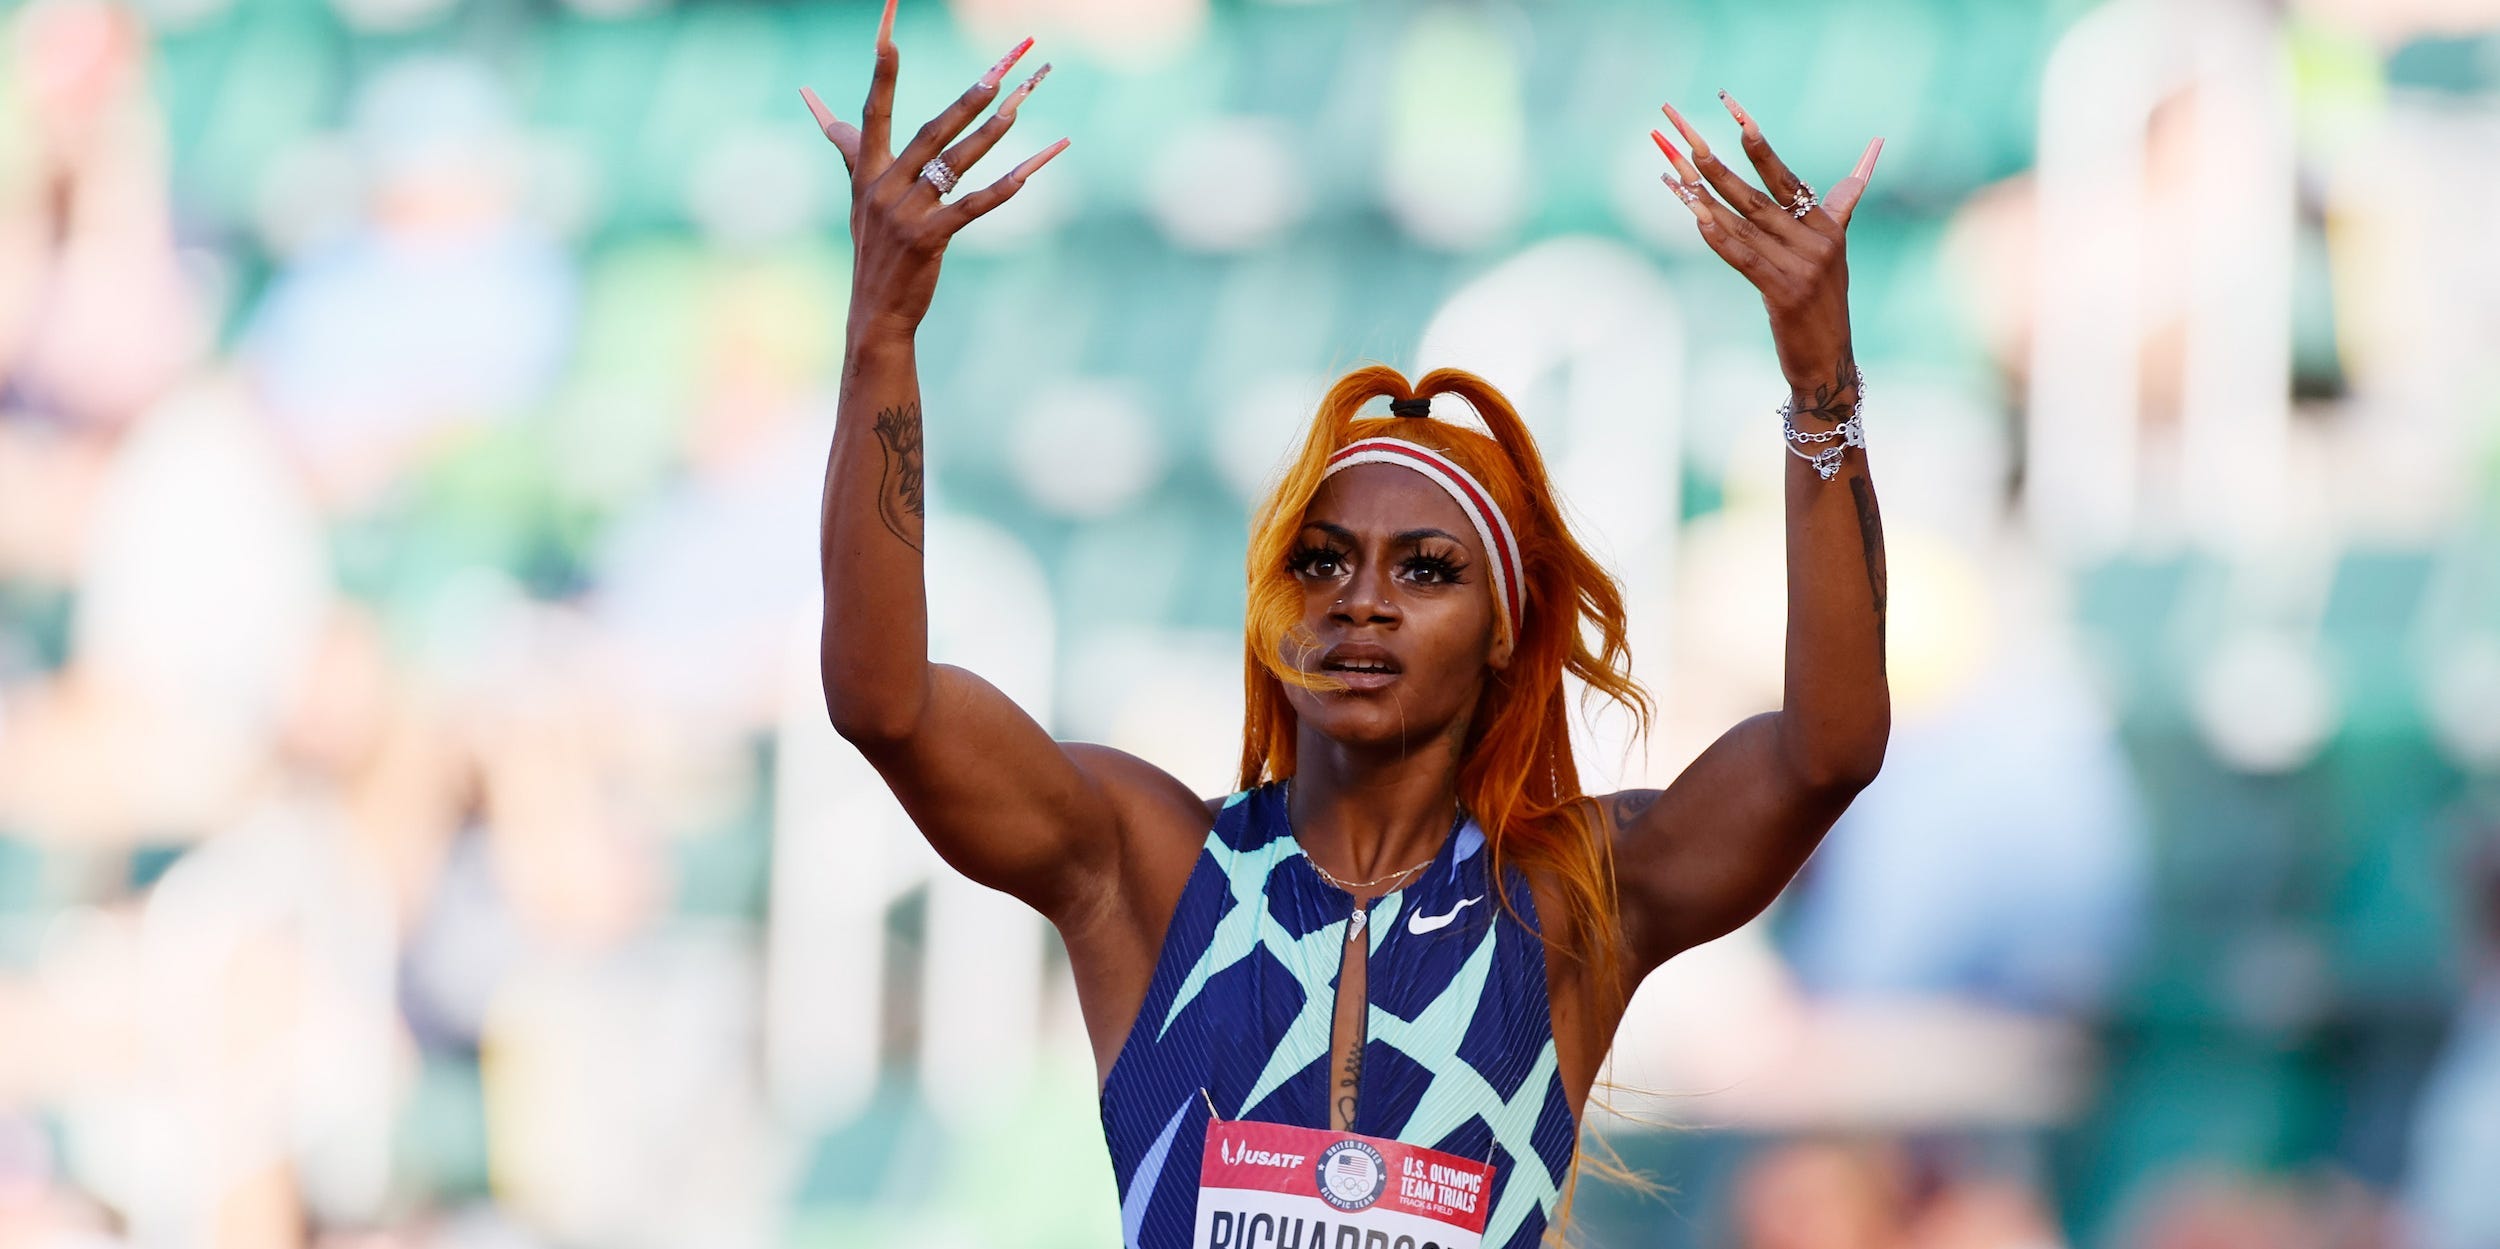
left=1387, top=396, right=1432, bottom=418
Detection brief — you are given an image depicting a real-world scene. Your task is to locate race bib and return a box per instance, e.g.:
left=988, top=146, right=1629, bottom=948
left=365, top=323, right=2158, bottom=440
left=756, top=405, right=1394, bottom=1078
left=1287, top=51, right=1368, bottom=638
left=1194, top=1118, right=1493, bottom=1249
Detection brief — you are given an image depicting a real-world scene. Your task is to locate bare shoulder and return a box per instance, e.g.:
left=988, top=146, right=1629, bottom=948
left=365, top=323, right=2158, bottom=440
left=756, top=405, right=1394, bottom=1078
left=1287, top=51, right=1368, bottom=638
left=1554, top=788, right=1682, bottom=987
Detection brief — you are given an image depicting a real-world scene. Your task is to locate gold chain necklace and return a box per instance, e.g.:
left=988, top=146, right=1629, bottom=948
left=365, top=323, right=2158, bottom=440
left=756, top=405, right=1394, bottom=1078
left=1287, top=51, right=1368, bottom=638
left=1306, top=854, right=1437, bottom=894
left=1315, top=854, right=1434, bottom=944
left=1283, top=778, right=1465, bottom=925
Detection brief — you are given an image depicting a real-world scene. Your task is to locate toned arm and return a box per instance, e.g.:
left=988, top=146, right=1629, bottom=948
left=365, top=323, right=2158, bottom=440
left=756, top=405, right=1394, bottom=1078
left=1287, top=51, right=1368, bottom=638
left=1606, top=103, right=1893, bottom=983
left=808, top=20, right=1188, bottom=931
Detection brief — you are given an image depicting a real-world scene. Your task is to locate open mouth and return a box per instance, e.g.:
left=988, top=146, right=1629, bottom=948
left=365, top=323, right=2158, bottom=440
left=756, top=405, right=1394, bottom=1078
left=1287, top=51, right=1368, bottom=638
left=1319, top=649, right=1401, bottom=692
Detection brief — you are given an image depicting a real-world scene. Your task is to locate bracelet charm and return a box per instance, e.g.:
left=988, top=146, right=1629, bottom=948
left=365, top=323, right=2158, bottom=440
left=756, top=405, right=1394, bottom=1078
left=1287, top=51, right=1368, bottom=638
left=1778, top=367, right=1866, bottom=481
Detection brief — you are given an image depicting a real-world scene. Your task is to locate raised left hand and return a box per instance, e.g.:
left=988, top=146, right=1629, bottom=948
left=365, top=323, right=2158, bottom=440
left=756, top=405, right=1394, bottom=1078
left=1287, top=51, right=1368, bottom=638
left=1651, top=92, right=1881, bottom=399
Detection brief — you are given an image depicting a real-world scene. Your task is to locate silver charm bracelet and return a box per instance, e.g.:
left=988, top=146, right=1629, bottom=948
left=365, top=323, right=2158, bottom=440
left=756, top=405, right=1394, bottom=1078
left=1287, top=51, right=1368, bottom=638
left=1779, top=368, right=1866, bottom=481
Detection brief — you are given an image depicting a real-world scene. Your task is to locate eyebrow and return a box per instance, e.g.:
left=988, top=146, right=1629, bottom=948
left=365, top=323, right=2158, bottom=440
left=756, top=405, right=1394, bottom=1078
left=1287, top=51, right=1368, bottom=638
left=1302, top=521, right=1470, bottom=550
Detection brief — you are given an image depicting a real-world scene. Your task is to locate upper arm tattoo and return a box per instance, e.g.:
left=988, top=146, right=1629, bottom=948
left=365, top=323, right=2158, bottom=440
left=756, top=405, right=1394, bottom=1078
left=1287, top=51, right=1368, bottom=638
left=871, top=402, right=925, bottom=553
left=1606, top=789, right=1663, bottom=838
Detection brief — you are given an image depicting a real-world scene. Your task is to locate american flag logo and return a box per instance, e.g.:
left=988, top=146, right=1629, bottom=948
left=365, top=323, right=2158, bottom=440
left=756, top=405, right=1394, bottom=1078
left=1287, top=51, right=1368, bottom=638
left=1314, top=1139, right=1386, bottom=1212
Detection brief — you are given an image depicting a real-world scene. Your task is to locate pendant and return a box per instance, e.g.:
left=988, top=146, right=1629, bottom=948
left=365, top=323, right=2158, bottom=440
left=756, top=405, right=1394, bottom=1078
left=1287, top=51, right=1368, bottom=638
left=1348, top=907, right=1367, bottom=940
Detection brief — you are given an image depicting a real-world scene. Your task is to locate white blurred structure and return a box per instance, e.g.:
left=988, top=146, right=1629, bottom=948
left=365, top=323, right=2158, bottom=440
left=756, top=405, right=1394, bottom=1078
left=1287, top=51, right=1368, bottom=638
left=1417, top=235, right=1686, bottom=793
left=768, top=515, right=1057, bottom=1135
left=2027, top=0, right=2296, bottom=560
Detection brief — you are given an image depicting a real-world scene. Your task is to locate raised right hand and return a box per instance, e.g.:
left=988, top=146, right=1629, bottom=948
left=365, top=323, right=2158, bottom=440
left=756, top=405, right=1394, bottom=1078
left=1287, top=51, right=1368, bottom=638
left=800, top=0, right=1068, bottom=341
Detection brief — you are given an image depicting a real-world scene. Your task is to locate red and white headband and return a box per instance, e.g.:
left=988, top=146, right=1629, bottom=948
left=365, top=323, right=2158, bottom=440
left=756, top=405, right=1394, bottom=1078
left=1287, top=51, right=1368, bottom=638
left=1320, top=437, right=1525, bottom=633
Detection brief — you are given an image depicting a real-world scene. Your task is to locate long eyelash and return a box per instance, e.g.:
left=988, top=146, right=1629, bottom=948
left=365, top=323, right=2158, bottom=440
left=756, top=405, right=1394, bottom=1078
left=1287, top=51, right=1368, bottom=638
left=1286, top=543, right=1344, bottom=574
left=1407, top=554, right=1467, bottom=582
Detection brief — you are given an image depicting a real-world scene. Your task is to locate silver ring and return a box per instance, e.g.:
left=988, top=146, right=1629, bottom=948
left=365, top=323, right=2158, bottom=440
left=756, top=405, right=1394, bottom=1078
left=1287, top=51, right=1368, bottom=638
left=1786, top=182, right=1818, bottom=218
left=919, top=157, right=958, bottom=195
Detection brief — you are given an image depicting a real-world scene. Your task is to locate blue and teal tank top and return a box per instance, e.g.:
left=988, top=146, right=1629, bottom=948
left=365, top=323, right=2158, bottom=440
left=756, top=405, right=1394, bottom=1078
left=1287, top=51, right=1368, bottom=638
left=1097, top=779, right=1579, bottom=1248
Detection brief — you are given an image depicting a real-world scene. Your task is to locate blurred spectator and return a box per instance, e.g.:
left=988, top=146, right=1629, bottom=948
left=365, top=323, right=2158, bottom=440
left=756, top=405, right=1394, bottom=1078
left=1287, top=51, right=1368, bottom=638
left=0, top=374, right=329, bottom=845
left=0, top=1111, right=124, bottom=1248
left=1729, top=1139, right=2069, bottom=1249
left=1733, top=1140, right=1912, bottom=1249
left=2399, top=815, right=2500, bottom=1249
left=581, top=258, right=840, bottom=745
left=242, top=55, right=575, bottom=516
left=1781, top=524, right=2149, bottom=1016
left=1905, top=1175, right=2063, bottom=1249
left=0, top=0, right=207, bottom=432
left=2119, top=1168, right=2398, bottom=1249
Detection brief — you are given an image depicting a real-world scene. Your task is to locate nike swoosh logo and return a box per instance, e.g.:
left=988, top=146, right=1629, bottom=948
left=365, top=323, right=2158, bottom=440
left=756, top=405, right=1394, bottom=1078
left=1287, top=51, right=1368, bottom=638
left=1407, top=897, right=1483, bottom=935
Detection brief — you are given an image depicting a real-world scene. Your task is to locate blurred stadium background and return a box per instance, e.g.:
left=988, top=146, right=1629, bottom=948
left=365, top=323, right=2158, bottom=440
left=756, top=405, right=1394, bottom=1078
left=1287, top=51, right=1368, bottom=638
left=3, top=0, right=2500, bottom=1245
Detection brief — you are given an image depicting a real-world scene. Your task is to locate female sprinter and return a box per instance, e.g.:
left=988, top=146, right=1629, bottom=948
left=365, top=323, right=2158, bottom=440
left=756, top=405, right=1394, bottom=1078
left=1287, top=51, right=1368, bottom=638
left=804, top=10, right=1888, bottom=1247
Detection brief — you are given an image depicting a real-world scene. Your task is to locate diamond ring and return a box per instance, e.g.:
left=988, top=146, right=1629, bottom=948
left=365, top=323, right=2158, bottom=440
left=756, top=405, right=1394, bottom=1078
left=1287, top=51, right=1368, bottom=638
left=919, top=157, right=959, bottom=195
left=1785, top=182, right=1818, bottom=218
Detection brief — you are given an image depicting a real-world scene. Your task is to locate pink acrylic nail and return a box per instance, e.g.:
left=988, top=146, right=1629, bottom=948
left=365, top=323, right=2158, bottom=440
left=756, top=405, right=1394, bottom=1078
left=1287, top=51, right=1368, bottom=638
left=1018, top=136, right=1071, bottom=178
left=980, top=36, right=1036, bottom=89
left=1659, top=101, right=1710, bottom=158
left=1719, top=88, right=1754, bottom=132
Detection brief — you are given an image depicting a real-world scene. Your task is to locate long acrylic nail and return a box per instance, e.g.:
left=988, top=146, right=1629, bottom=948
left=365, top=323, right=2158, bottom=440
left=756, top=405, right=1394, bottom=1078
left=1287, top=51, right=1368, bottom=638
left=1012, top=62, right=1053, bottom=99
left=1650, top=128, right=1684, bottom=166
left=1659, top=100, right=1711, bottom=159
left=1854, top=137, right=1884, bottom=181
left=980, top=36, right=1035, bottom=89
left=1015, top=136, right=1071, bottom=180
left=1000, top=62, right=1052, bottom=117
left=1719, top=88, right=1755, bottom=135
left=1660, top=172, right=1704, bottom=212
left=876, top=0, right=896, bottom=48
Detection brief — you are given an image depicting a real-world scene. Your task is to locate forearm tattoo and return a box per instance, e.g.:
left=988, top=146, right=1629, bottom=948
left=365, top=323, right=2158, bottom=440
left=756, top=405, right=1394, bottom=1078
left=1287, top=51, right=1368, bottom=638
left=871, top=403, right=925, bottom=552
left=1850, top=475, right=1887, bottom=661
left=1791, top=353, right=1861, bottom=423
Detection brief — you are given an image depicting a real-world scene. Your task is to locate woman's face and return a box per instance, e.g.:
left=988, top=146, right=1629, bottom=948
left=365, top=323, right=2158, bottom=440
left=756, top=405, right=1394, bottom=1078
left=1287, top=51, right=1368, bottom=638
left=1279, top=463, right=1513, bottom=754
